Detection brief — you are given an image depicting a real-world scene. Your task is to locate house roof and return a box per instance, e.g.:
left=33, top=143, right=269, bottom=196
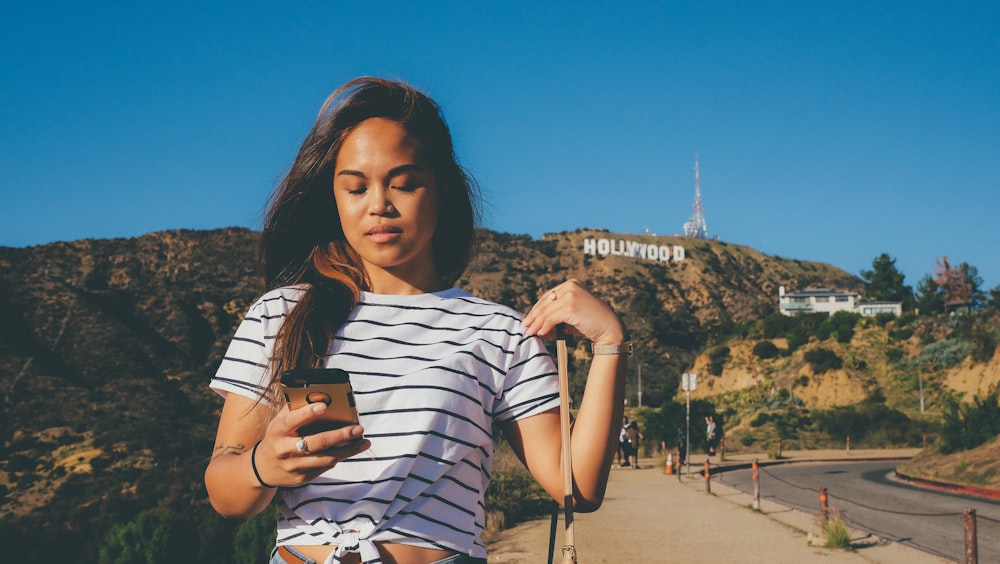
left=782, top=288, right=859, bottom=298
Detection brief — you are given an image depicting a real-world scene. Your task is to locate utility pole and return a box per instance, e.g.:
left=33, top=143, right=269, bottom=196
left=637, top=364, right=643, bottom=408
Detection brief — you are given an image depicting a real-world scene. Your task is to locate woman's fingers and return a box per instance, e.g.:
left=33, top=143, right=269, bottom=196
left=523, top=279, right=625, bottom=344
left=259, top=403, right=370, bottom=485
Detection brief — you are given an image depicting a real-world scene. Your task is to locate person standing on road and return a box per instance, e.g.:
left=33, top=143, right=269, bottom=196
left=706, top=415, right=717, bottom=455
left=618, top=416, right=631, bottom=467
left=626, top=420, right=643, bottom=469
left=676, top=424, right=687, bottom=465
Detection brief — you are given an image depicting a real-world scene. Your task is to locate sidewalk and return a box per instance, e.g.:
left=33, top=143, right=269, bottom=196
left=487, top=450, right=950, bottom=564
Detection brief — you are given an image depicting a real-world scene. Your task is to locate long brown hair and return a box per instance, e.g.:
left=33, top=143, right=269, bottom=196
left=259, top=77, right=479, bottom=400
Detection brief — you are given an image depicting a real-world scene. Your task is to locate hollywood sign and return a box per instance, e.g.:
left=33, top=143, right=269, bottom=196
left=583, top=238, right=686, bottom=263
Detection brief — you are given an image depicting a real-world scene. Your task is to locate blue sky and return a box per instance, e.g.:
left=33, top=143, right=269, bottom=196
left=2, top=1, right=998, bottom=291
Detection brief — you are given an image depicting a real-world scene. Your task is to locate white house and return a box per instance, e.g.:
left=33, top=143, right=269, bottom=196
left=778, top=286, right=902, bottom=317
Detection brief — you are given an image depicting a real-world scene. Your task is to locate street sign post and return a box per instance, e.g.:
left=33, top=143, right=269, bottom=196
left=681, top=373, right=697, bottom=476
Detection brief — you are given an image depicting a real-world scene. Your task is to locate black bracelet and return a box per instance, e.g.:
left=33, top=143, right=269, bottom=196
left=251, top=440, right=277, bottom=488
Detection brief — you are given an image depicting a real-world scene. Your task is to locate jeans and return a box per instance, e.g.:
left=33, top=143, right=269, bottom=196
left=269, top=546, right=487, bottom=564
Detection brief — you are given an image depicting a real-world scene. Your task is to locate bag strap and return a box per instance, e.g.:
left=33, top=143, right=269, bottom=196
left=556, top=324, right=577, bottom=562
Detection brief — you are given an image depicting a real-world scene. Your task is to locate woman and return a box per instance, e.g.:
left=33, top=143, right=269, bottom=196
left=205, top=77, right=627, bottom=564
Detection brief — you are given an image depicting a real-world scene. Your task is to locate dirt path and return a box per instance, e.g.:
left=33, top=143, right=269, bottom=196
left=487, top=454, right=951, bottom=563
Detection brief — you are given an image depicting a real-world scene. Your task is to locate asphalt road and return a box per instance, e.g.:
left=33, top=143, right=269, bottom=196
left=721, top=461, right=1000, bottom=562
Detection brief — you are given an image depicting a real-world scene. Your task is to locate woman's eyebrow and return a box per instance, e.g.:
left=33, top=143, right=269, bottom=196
left=386, top=164, right=425, bottom=178
left=336, top=164, right=424, bottom=180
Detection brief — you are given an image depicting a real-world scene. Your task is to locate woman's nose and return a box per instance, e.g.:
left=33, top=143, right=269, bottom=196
left=368, top=188, right=396, bottom=215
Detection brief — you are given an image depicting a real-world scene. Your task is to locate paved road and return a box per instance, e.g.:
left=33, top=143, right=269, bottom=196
left=721, top=461, right=1000, bottom=562
left=488, top=454, right=951, bottom=564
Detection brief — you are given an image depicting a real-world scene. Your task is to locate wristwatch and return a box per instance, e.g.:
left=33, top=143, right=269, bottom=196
left=592, top=336, right=633, bottom=356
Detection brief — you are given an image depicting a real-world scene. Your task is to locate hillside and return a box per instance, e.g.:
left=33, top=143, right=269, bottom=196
left=1, top=226, right=985, bottom=561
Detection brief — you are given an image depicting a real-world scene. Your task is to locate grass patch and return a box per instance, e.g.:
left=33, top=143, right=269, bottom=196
left=822, top=513, right=853, bottom=550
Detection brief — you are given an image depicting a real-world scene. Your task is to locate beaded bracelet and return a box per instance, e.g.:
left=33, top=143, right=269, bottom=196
left=251, top=440, right=277, bottom=488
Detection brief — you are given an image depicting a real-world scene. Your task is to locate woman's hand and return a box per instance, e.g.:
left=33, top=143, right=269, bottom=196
left=522, top=278, right=626, bottom=346
left=253, top=403, right=371, bottom=487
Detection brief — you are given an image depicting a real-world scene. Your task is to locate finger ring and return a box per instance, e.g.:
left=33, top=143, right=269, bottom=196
left=550, top=290, right=558, bottom=301
left=295, top=438, right=309, bottom=454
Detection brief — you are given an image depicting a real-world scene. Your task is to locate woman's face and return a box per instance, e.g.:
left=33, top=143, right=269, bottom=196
left=333, top=118, right=440, bottom=292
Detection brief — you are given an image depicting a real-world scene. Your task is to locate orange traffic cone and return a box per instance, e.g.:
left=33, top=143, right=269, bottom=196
left=664, top=451, right=674, bottom=474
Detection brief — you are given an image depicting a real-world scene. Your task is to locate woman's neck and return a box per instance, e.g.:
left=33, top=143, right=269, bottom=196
left=364, top=266, right=447, bottom=295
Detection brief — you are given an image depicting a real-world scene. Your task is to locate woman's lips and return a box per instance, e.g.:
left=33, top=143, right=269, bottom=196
left=366, top=225, right=401, bottom=243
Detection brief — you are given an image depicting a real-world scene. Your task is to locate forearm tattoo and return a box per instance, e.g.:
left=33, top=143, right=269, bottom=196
left=211, top=442, right=247, bottom=463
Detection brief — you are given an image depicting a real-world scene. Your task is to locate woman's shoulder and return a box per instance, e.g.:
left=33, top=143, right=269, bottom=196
left=436, top=287, right=525, bottom=319
left=248, top=285, right=307, bottom=313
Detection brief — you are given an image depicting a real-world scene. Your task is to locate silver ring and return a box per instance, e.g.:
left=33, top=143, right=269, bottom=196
left=550, top=290, right=558, bottom=301
left=295, top=438, right=309, bottom=453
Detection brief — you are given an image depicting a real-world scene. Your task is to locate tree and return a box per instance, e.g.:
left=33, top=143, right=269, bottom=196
left=934, top=256, right=984, bottom=311
left=987, top=285, right=1000, bottom=312
left=860, top=253, right=914, bottom=309
left=958, top=262, right=986, bottom=310
left=99, top=508, right=195, bottom=564
left=915, top=274, right=945, bottom=315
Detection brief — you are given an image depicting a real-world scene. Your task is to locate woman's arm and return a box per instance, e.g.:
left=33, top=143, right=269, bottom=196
left=506, top=279, right=627, bottom=512
left=204, top=393, right=371, bottom=518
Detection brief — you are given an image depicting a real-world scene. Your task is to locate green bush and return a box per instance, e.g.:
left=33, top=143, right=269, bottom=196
left=753, top=341, right=780, bottom=359
left=99, top=508, right=196, bottom=564
left=939, top=387, right=1000, bottom=454
left=822, top=514, right=853, bottom=549
left=919, top=339, right=973, bottom=370
left=804, top=348, right=842, bottom=374
left=708, top=346, right=730, bottom=376
left=484, top=443, right=547, bottom=526
left=233, top=507, right=278, bottom=564
left=873, top=312, right=896, bottom=327
left=890, top=327, right=914, bottom=341
left=829, top=311, right=860, bottom=343
left=785, top=328, right=808, bottom=353
left=811, top=403, right=922, bottom=446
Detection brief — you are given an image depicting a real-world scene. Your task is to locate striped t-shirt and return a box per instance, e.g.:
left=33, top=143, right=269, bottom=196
left=210, top=286, right=560, bottom=558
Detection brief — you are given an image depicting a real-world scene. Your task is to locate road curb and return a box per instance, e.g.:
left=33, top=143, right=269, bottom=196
left=894, top=470, right=1000, bottom=501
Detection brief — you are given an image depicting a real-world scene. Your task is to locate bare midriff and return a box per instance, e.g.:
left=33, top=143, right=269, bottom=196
left=292, top=543, right=454, bottom=564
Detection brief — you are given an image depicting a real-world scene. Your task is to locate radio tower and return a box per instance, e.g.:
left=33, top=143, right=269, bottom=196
left=683, top=155, right=709, bottom=239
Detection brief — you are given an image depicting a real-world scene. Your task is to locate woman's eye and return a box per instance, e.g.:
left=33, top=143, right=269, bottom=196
left=392, top=183, right=418, bottom=192
left=347, top=185, right=367, bottom=195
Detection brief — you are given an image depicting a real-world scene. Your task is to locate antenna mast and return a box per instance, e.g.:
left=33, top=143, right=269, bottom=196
left=683, top=154, right=709, bottom=239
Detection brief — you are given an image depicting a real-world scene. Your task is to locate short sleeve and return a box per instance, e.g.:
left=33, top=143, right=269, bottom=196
left=210, top=288, right=300, bottom=401
left=493, top=333, right=560, bottom=424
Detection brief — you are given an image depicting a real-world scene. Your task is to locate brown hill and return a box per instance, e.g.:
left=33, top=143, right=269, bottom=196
left=0, top=227, right=861, bottom=559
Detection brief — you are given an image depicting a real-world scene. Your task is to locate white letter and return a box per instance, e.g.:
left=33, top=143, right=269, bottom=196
left=610, top=240, right=623, bottom=256
left=673, top=246, right=686, bottom=262
left=597, top=239, right=610, bottom=255
left=583, top=238, right=596, bottom=256
left=626, top=241, right=641, bottom=257
left=659, top=245, right=671, bottom=262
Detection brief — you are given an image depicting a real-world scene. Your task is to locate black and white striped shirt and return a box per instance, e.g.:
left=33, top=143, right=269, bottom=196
left=211, top=286, right=559, bottom=558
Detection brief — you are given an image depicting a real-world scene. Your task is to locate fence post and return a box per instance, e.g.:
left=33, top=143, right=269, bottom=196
left=676, top=452, right=682, bottom=482
left=846, top=435, right=851, bottom=453
left=964, top=508, right=978, bottom=564
left=704, top=458, right=711, bottom=493
left=752, top=458, right=760, bottom=510
left=777, top=436, right=783, bottom=459
left=819, top=487, right=829, bottom=523
left=719, top=436, right=726, bottom=462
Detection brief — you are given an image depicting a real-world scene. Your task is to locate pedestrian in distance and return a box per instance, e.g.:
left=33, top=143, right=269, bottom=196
left=706, top=415, right=717, bottom=456
left=676, top=424, right=687, bottom=465
left=618, top=416, right=631, bottom=467
left=626, top=420, right=643, bottom=469
left=203, top=77, right=629, bottom=564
